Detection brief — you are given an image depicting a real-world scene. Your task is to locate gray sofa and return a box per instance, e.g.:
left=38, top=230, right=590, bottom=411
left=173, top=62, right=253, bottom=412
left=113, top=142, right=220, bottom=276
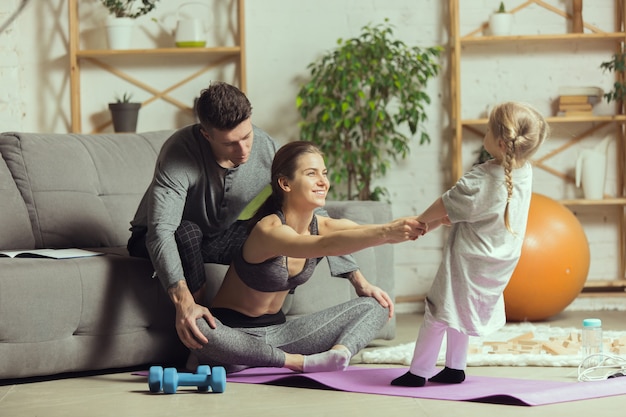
left=0, top=130, right=395, bottom=380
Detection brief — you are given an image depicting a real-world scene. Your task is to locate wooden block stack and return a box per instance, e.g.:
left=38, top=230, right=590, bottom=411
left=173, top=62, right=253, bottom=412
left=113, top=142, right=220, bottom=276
left=611, top=335, right=626, bottom=355
left=471, top=327, right=626, bottom=357
left=557, top=95, right=594, bottom=117
left=556, top=86, right=603, bottom=118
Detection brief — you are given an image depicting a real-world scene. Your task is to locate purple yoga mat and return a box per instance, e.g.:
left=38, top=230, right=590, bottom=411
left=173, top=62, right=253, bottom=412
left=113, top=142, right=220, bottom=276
left=226, top=366, right=626, bottom=406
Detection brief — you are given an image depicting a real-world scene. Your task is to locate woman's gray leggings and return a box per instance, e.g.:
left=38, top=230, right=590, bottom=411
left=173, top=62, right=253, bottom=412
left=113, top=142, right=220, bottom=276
left=193, top=296, right=389, bottom=373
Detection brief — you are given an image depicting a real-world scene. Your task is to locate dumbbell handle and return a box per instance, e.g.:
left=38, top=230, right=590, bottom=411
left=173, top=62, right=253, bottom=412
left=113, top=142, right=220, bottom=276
left=175, top=372, right=211, bottom=386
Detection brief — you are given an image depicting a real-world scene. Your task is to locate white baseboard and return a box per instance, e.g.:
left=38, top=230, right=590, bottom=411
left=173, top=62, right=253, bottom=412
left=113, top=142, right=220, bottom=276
left=394, top=296, right=626, bottom=315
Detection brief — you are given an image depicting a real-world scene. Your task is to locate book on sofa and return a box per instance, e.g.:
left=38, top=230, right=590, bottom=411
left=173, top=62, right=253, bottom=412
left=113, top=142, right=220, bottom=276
left=0, top=248, right=104, bottom=259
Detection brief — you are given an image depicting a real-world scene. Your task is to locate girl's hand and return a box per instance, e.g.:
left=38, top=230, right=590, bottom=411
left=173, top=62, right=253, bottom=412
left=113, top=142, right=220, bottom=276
left=385, top=217, right=426, bottom=243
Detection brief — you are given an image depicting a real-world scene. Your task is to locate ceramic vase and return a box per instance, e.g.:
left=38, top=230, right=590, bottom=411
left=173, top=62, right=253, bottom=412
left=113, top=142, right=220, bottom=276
left=575, top=150, right=606, bottom=200
left=105, top=17, right=134, bottom=50
left=489, top=13, right=512, bottom=36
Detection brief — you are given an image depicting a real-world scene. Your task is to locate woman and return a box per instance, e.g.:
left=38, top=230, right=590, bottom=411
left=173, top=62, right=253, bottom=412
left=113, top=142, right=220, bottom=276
left=191, top=141, right=424, bottom=373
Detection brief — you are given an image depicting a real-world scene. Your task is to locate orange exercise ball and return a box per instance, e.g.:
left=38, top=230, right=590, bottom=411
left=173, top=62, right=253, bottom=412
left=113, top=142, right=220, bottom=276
left=504, top=193, right=590, bottom=322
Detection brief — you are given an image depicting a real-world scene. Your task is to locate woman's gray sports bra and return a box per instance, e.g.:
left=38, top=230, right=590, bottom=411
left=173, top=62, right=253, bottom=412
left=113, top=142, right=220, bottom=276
left=233, top=211, right=322, bottom=293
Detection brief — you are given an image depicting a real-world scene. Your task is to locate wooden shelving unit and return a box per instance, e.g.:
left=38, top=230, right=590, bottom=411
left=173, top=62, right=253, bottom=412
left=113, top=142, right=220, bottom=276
left=67, top=0, right=246, bottom=133
left=449, top=0, right=626, bottom=291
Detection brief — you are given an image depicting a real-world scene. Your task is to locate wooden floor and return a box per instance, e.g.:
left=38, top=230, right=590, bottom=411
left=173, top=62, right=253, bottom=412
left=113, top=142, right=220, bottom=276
left=2, top=310, right=626, bottom=417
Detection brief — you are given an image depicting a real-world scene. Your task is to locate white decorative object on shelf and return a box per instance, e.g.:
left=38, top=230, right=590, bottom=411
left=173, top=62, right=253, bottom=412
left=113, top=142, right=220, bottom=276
left=154, top=2, right=210, bottom=47
left=575, top=135, right=613, bottom=200
left=105, top=16, right=134, bottom=49
left=100, top=0, right=160, bottom=50
left=489, top=2, right=512, bottom=36
left=176, top=2, right=209, bottom=47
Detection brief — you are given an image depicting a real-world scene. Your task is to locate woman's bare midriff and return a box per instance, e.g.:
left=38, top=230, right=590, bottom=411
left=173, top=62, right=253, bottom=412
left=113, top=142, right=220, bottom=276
left=210, top=266, right=290, bottom=317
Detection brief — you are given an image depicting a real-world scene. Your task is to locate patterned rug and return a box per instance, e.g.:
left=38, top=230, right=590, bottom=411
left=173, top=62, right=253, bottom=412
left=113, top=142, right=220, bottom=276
left=361, top=323, right=626, bottom=367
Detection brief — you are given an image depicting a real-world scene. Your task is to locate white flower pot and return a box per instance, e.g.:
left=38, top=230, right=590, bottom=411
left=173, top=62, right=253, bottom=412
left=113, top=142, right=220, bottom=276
left=489, top=13, right=512, bottom=36
left=105, top=17, right=135, bottom=50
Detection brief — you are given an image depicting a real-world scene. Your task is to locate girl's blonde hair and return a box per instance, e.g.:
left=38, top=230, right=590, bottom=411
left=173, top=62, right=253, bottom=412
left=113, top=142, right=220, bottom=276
left=488, top=102, right=549, bottom=232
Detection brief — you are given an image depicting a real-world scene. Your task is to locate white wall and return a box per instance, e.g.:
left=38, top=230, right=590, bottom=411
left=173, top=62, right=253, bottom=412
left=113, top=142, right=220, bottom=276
left=1, top=0, right=622, bottom=312
left=244, top=0, right=450, bottom=306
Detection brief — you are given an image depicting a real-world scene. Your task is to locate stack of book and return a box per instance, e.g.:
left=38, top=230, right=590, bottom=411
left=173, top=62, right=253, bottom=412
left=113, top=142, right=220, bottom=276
left=556, top=87, right=603, bottom=117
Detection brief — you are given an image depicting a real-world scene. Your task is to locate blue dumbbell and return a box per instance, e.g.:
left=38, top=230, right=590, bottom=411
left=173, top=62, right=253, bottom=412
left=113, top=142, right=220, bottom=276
left=148, top=365, right=226, bottom=394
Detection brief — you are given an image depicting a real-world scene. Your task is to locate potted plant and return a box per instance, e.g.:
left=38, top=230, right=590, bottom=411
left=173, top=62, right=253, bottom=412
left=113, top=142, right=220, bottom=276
left=489, top=2, right=513, bottom=36
left=296, top=19, right=442, bottom=201
left=600, top=49, right=626, bottom=113
left=100, top=0, right=160, bottom=49
left=109, top=92, right=141, bottom=132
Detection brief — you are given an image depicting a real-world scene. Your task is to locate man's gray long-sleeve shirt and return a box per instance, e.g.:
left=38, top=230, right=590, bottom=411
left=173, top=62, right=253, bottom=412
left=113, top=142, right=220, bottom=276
left=130, top=124, right=277, bottom=289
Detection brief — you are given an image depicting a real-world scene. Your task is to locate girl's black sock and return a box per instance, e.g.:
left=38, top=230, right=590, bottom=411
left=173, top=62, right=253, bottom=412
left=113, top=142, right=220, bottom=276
left=428, top=366, right=465, bottom=384
left=390, top=371, right=426, bottom=387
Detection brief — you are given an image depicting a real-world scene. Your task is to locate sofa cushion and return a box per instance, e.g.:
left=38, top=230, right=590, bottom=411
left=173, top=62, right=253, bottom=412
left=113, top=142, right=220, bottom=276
left=327, top=201, right=395, bottom=291
left=0, top=255, right=185, bottom=379
left=0, top=154, right=35, bottom=250
left=0, top=131, right=173, bottom=248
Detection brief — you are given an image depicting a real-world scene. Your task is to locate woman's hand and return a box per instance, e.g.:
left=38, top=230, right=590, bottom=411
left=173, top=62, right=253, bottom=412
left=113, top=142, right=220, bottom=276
left=348, top=270, right=394, bottom=318
left=384, top=217, right=427, bottom=243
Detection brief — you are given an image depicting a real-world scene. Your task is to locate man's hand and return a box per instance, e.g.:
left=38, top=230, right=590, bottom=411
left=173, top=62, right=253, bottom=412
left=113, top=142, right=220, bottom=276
left=168, top=281, right=216, bottom=349
left=348, top=270, right=395, bottom=319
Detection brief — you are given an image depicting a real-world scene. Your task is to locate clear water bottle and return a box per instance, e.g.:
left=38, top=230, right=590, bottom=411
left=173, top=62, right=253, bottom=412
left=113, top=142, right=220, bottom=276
left=582, top=318, right=603, bottom=367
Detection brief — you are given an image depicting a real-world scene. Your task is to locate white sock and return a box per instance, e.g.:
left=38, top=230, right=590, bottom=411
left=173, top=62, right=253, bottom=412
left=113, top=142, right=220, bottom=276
left=302, top=347, right=351, bottom=373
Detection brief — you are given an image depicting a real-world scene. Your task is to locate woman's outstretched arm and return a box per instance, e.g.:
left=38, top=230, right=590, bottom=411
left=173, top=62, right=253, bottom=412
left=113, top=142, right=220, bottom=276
left=243, top=215, right=424, bottom=263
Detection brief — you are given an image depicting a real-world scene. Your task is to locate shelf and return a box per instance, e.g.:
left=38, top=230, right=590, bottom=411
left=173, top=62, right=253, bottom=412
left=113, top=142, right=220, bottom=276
left=460, top=32, right=626, bottom=44
left=561, top=198, right=626, bottom=206
left=68, top=0, right=246, bottom=133
left=450, top=0, right=626, bottom=291
left=76, top=47, right=241, bottom=59
left=462, top=115, right=626, bottom=126
left=581, top=280, right=626, bottom=290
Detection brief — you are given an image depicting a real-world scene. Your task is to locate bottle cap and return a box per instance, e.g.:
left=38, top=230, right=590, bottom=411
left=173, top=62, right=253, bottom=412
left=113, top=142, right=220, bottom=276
left=583, top=318, right=602, bottom=327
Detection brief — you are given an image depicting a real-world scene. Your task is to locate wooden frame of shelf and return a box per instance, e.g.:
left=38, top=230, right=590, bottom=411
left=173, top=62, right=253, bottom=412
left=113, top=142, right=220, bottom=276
left=460, top=32, right=626, bottom=44
left=68, top=0, right=246, bottom=134
left=75, top=47, right=242, bottom=58
left=462, top=115, right=626, bottom=126
left=449, top=0, right=626, bottom=290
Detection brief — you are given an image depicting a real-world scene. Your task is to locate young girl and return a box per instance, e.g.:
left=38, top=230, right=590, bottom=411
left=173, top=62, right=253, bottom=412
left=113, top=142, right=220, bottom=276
left=392, top=102, right=549, bottom=387
left=192, top=141, right=424, bottom=373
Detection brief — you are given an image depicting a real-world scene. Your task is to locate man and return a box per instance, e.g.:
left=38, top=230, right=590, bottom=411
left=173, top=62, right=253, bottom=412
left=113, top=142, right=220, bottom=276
left=128, top=82, right=368, bottom=350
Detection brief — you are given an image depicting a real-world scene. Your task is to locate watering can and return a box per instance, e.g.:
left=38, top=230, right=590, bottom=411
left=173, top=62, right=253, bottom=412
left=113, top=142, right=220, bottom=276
left=157, top=2, right=209, bottom=48
left=575, top=134, right=613, bottom=200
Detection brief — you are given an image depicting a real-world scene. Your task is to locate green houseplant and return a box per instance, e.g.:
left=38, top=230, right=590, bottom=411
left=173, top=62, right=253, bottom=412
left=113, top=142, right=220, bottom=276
left=100, top=1, right=160, bottom=49
left=100, top=0, right=160, bottom=18
left=600, top=48, right=626, bottom=110
left=296, top=20, right=442, bottom=201
left=109, top=92, right=141, bottom=133
left=489, top=1, right=512, bottom=36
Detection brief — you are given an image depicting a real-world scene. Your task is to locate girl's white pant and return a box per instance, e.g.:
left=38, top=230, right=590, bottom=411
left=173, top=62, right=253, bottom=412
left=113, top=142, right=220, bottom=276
left=408, top=312, right=469, bottom=377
